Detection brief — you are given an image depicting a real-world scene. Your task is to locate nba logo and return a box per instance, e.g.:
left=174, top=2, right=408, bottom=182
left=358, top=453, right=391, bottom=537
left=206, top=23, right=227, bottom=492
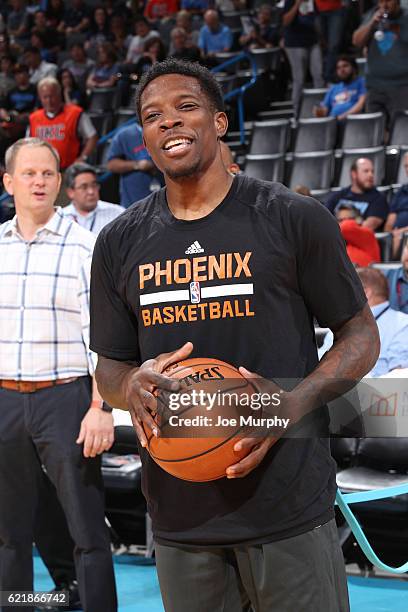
left=190, top=281, right=201, bottom=304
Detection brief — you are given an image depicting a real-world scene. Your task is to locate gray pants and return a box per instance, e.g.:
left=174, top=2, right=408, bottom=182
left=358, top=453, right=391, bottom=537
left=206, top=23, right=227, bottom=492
left=285, top=46, right=324, bottom=117
left=155, top=519, right=350, bottom=612
left=366, top=85, right=408, bottom=128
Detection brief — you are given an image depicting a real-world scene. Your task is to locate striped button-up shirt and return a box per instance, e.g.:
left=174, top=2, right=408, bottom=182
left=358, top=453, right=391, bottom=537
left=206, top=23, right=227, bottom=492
left=0, top=209, right=96, bottom=381
left=62, top=200, right=125, bottom=235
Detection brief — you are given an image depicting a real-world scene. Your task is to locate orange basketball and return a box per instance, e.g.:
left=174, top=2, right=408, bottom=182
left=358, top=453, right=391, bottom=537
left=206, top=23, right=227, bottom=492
left=142, top=358, right=260, bottom=482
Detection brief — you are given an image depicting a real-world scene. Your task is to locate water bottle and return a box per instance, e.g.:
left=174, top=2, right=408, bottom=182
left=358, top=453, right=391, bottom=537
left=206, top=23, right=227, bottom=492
left=374, top=12, right=389, bottom=42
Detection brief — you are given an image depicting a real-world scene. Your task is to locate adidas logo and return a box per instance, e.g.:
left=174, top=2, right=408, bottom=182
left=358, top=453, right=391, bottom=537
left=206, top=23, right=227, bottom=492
left=185, top=241, right=204, bottom=254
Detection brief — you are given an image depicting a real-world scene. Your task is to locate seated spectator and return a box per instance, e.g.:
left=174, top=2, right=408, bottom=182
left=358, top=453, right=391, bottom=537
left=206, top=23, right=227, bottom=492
left=86, top=43, right=119, bottom=89
left=383, top=240, right=408, bottom=314
left=314, top=56, right=366, bottom=120
left=106, top=121, right=155, bottom=208
left=85, top=6, right=112, bottom=55
left=384, top=151, right=408, bottom=258
left=169, top=27, right=201, bottom=62
left=29, top=77, right=97, bottom=172
left=240, top=4, right=280, bottom=50
left=0, top=62, right=36, bottom=157
left=58, top=68, right=84, bottom=107
left=62, top=162, right=125, bottom=234
left=31, top=10, right=63, bottom=54
left=45, top=0, right=65, bottom=30
left=134, top=37, right=167, bottom=77
left=62, top=43, right=95, bottom=92
left=126, top=17, right=160, bottom=65
left=29, top=31, right=57, bottom=64
left=325, top=158, right=389, bottom=231
left=57, top=0, right=91, bottom=38
left=109, top=14, right=132, bottom=60
left=282, top=0, right=323, bottom=117
left=319, top=267, right=408, bottom=377
left=352, top=0, right=408, bottom=128
left=144, top=0, right=179, bottom=25
left=180, top=0, right=209, bottom=15
left=199, top=10, right=233, bottom=65
left=335, top=203, right=381, bottom=266
left=23, top=46, right=57, bottom=85
left=0, top=54, right=15, bottom=99
left=174, top=10, right=200, bottom=49
left=7, top=0, right=30, bottom=53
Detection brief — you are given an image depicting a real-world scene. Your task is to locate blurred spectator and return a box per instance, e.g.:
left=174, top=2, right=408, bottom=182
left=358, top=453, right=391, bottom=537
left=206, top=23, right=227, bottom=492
left=62, top=162, right=125, bottom=234
left=86, top=43, right=119, bottom=89
left=0, top=54, right=15, bottom=99
left=335, top=203, right=381, bottom=266
left=45, top=0, right=65, bottom=30
left=126, top=16, right=160, bottom=64
left=0, top=62, right=36, bottom=158
left=383, top=240, right=408, bottom=313
left=172, top=10, right=200, bottom=49
left=216, top=0, right=246, bottom=10
left=240, top=4, right=280, bottom=50
left=325, top=158, right=389, bottom=230
left=283, top=0, right=323, bottom=117
left=58, top=68, right=84, bottom=107
left=319, top=267, right=408, bottom=377
left=180, top=0, right=209, bottom=15
left=106, top=122, right=155, bottom=208
left=384, top=151, right=408, bottom=257
left=62, top=43, right=95, bottom=92
left=30, top=31, right=57, bottom=64
left=352, top=0, right=408, bottom=126
left=32, top=9, right=62, bottom=52
left=57, top=0, right=91, bottom=37
left=0, top=33, right=14, bottom=61
left=169, top=26, right=201, bottom=61
left=109, top=14, right=132, bottom=60
left=134, top=37, right=167, bottom=77
left=315, top=0, right=346, bottom=82
left=144, top=0, right=179, bottom=24
left=23, top=46, right=57, bottom=85
left=85, top=6, right=111, bottom=55
left=314, top=55, right=366, bottom=120
left=7, top=0, right=30, bottom=52
left=293, top=184, right=312, bottom=196
left=199, top=9, right=233, bottom=64
left=28, top=77, right=97, bottom=171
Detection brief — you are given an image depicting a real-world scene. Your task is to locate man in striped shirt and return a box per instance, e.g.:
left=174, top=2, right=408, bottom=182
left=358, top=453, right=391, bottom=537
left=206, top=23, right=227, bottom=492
left=62, top=163, right=125, bottom=235
left=0, top=138, right=117, bottom=612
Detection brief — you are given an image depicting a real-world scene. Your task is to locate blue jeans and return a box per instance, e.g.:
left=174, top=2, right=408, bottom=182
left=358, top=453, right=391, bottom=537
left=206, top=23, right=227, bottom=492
left=318, top=8, right=346, bottom=82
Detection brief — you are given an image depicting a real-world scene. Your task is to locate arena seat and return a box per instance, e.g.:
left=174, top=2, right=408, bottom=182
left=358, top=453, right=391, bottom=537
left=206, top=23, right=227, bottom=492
left=214, top=72, right=237, bottom=96
left=288, top=150, right=334, bottom=190
left=249, top=47, right=281, bottom=73
left=248, top=119, right=290, bottom=155
left=293, top=117, right=337, bottom=153
left=341, top=113, right=385, bottom=149
left=374, top=232, right=393, bottom=262
left=222, top=10, right=251, bottom=29
left=244, top=153, right=285, bottom=182
left=299, top=88, right=329, bottom=118
left=356, top=57, right=367, bottom=78
left=337, top=147, right=385, bottom=188
left=388, top=110, right=408, bottom=147
left=393, top=146, right=408, bottom=184
left=88, top=87, right=119, bottom=114
left=88, top=112, right=112, bottom=138
left=213, top=51, right=242, bottom=74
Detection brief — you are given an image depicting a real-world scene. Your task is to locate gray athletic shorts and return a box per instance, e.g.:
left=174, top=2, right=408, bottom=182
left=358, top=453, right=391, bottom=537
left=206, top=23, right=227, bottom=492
left=155, top=519, right=350, bottom=612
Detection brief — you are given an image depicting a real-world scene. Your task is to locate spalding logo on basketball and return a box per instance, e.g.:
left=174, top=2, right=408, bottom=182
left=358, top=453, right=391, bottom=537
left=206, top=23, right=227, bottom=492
left=142, top=358, right=260, bottom=482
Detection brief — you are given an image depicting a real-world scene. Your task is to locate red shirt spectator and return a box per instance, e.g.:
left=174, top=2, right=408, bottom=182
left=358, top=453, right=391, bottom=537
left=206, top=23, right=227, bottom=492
left=339, top=218, right=381, bottom=267
left=144, top=0, right=179, bottom=21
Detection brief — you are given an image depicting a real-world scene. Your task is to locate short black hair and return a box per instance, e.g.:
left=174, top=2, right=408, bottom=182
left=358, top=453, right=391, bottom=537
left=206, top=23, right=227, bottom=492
left=336, top=55, right=358, bottom=72
left=135, top=59, right=225, bottom=123
left=65, top=162, right=97, bottom=189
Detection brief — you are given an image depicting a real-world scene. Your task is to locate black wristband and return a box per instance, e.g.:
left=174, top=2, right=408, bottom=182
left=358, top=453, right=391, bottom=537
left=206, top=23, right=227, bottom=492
left=101, top=402, right=113, bottom=413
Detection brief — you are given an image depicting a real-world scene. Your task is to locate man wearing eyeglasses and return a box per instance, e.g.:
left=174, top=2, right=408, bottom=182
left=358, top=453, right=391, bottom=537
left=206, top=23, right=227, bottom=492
left=62, top=163, right=125, bottom=235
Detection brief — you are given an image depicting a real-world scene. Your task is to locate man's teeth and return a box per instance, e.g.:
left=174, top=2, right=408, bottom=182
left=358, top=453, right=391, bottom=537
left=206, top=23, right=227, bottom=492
left=164, top=138, right=191, bottom=150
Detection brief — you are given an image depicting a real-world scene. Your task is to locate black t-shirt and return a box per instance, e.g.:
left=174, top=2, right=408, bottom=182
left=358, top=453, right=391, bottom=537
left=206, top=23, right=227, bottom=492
left=325, top=187, right=389, bottom=225
left=90, top=174, right=366, bottom=546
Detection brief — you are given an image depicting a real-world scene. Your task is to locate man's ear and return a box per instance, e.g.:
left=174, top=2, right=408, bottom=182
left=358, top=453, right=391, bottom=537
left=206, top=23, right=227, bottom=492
left=2, top=173, right=14, bottom=196
left=215, top=111, right=228, bottom=139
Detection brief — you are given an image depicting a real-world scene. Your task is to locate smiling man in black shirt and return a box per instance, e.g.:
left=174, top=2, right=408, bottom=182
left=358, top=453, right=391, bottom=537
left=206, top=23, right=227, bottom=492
left=90, top=60, right=379, bottom=611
